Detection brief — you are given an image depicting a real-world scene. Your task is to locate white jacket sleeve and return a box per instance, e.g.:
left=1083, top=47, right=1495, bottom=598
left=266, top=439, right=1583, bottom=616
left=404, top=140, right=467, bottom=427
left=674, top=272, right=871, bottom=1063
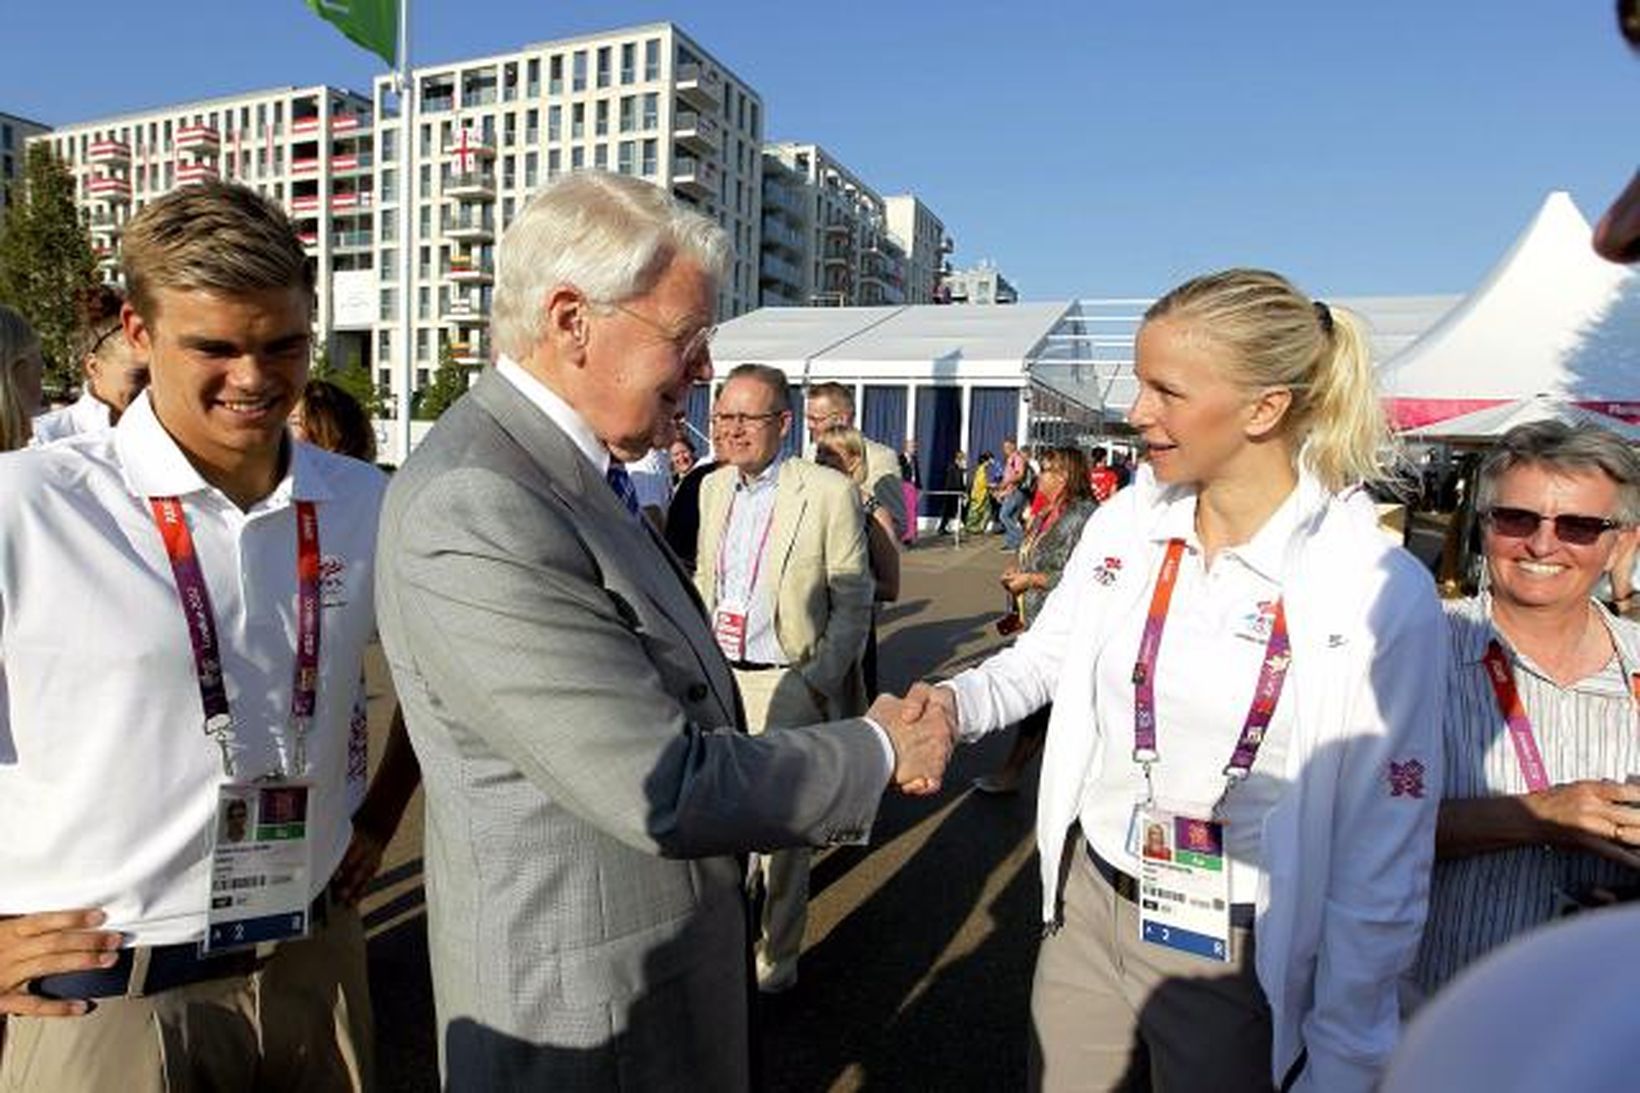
left=1296, top=555, right=1446, bottom=1093
left=945, top=485, right=1142, bottom=743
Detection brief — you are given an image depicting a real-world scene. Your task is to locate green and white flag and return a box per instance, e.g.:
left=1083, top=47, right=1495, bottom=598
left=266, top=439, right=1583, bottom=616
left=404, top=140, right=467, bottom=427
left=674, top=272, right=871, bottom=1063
left=305, top=0, right=397, bottom=66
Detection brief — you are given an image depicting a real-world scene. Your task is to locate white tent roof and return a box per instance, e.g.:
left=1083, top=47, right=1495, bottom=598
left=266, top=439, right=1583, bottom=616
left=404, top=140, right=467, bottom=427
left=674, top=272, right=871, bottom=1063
left=1380, top=192, right=1640, bottom=427
left=710, top=302, right=1073, bottom=383
left=1403, top=394, right=1640, bottom=444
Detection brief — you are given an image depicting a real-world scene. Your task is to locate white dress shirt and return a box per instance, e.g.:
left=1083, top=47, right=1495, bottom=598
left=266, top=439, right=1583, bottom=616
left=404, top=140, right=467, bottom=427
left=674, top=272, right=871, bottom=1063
left=0, top=392, right=386, bottom=945
left=30, top=390, right=113, bottom=445
left=496, top=356, right=609, bottom=473
left=714, top=458, right=786, bottom=665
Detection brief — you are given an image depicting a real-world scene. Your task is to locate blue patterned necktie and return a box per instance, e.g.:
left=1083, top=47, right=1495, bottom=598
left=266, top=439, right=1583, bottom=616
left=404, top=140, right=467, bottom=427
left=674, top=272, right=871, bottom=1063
left=605, top=462, right=642, bottom=519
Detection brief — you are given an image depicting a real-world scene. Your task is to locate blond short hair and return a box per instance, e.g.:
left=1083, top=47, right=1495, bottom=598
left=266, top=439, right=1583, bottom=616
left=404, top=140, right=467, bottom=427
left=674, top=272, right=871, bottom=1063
left=816, top=424, right=866, bottom=484
left=120, top=182, right=313, bottom=319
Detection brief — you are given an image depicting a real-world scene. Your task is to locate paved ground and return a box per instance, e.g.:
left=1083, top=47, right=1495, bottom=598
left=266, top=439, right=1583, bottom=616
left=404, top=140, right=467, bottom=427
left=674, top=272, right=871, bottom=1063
left=358, top=531, right=1039, bottom=1091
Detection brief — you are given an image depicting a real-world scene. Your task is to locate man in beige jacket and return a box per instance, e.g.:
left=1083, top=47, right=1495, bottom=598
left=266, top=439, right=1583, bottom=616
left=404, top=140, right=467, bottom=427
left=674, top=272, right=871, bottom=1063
left=697, top=364, right=875, bottom=992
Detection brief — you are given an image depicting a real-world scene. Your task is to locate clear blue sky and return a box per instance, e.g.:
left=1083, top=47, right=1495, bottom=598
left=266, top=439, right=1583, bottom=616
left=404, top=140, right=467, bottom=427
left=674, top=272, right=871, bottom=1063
left=3, top=2, right=1633, bottom=300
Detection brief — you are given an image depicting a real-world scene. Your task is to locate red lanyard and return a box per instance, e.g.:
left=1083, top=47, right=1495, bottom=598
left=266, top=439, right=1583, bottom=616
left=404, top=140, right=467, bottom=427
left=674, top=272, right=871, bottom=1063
left=714, top=483, right=778, bottom=607
left=150, top=497, right=321, bottom=778
left=1481, top=637, right=1640, bottom=793
left=1131, top=539, right=1293, bottom=802
left=1023, top=500, right=1067, bottom=556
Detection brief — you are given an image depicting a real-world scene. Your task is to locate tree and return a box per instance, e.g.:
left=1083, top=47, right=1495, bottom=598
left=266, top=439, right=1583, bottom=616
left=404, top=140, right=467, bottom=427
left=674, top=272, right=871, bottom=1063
left=413, top=341, right=469, bottom=420
left=0, top=145, right=98, bottom=394
left=311, top=342, right=387, bottom=417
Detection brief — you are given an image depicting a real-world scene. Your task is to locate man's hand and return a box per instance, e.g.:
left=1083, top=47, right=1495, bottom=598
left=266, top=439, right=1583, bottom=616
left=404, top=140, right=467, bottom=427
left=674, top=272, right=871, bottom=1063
left=0, top=909, right=121, bottom=1017
left=1528, top=779, right=1640, bottom=868
left=329, top=826, right=389, bottom=907
left=871, top=683, right=959, bottom=796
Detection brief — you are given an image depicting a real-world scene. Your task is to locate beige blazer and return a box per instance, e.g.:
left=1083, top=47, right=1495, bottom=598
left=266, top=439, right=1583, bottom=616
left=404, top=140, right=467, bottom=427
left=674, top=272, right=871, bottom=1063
left=696, top=457, right=874, bottom=716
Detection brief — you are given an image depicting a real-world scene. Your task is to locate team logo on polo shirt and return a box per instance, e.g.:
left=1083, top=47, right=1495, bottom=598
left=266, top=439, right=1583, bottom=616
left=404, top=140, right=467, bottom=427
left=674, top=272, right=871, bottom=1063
left=320, top=555, right=349, bottom=608
left=1092, top=556, right=1123, bottom=586
left=1387, top=759, right=1426, bottom=799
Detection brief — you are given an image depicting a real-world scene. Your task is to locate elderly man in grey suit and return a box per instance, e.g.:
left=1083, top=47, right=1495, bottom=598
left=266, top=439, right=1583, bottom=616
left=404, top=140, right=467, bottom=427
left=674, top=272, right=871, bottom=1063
left=374, top=170, right=955, bottom=1091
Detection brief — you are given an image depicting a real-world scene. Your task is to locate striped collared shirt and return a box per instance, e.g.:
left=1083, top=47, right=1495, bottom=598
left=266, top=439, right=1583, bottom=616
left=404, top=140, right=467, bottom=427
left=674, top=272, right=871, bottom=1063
left=1413, top=594, right=1640, bottom=996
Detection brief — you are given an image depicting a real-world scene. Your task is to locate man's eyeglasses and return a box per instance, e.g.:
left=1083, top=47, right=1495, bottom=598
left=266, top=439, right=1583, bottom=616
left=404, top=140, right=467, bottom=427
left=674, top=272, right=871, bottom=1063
left=1484, top=505, right=1623, bottom=546
left=595, top=300, right=716, bottom=363
left=710, top=410, right=785, bottom=430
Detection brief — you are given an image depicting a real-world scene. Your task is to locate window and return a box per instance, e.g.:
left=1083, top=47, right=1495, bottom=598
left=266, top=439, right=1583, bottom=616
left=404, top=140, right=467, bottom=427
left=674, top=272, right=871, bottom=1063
left=525, top=152, right=538, bottom=188
left=528, top=58, right=541, bottom=96
left=596, top=46, right=611, bottom=89
left=594, top=144, right=608, bottom=170
left=619, top=96, right=635, bottom=133
left=644, top=38, right=660, bottom=80
left=572, top=51, right=586, bottom=92
left=594, top=100, right=608, bottom=137
left=750, top=102, right=760, bottom=140
left=642, top=93, right=658, bottom=131
left=617, top=141, right=634, bottom=174
left=571, top=103, right=584, bottom=140
left=416, top=329, right=430, bottom=364
left=380, top=247, right=397, bottom=273
left=641, top=139, right=657, bottom=177
left=620, top=43, right=636, bottom=84
left=548, top=148, right=560, bottom=176
left=571, top=146, right=584, bottom=170
left=547, top=56, right=561, bottom=95
left=419, top=205, right=431, bottom=235
left=547, top=105, right=561, bottom=142
left=418, top=286, right=430, bottom=320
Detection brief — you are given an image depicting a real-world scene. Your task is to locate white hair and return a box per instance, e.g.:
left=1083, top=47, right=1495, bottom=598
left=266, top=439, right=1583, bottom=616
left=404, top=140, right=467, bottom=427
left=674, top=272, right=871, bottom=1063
left=491, top=170, right=732, bottom=362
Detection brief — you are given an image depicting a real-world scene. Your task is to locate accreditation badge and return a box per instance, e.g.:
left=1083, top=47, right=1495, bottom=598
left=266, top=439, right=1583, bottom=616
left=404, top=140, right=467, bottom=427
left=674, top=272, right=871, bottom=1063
left=1134, top=806, right=1233, bottom=963
left=203, top=781, right=314, bottom=954
left=713, top=599, right=749, bottom=661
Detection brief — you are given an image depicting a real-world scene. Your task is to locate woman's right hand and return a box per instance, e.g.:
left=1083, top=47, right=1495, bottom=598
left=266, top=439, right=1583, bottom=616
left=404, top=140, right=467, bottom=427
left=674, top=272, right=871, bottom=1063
left=0, top=909, right=121, bottom=1017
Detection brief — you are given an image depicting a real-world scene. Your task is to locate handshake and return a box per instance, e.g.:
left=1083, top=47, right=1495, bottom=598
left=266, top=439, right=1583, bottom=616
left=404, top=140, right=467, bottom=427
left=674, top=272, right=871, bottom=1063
left=868, top=683, right=959, bottom=796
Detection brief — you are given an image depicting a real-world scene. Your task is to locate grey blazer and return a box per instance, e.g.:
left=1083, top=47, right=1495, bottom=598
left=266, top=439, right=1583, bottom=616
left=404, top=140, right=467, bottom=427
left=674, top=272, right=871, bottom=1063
left=374, top=370, right=887, bottom=1092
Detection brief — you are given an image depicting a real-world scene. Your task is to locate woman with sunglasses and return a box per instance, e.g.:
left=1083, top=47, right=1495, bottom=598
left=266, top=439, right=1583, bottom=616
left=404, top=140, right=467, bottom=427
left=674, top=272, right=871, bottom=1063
left=31, top=285, right=149, bottom=443
left=1411, top=421, right=1640, bottom=998
left=906, top=269, right=1446, bottom=1092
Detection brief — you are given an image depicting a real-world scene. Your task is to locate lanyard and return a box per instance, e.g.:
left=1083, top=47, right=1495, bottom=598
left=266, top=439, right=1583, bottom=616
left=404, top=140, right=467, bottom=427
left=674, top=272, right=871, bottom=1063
left=1480, top=640, right=1551, bottom=793
left=150, top=497, right=321, bottom=779
left=715, top=483, right=778, bottom=607
left=1022, top=500, right=1068, bottom=558
left=1131, top=538, right=1293, bottom=808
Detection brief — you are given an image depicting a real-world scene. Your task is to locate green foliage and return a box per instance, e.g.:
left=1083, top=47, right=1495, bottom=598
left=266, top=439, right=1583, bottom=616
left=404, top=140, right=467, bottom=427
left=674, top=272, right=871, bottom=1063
left=311, top=342, right=387, bottom=417
left=412, top=341, right=469, bottom=421
left=0, top=146, right=99, bottom=394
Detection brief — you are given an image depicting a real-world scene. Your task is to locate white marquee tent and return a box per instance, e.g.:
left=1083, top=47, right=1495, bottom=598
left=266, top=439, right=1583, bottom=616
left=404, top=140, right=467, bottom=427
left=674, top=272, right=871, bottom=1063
left=1380, top=191, right=1640, bottom=429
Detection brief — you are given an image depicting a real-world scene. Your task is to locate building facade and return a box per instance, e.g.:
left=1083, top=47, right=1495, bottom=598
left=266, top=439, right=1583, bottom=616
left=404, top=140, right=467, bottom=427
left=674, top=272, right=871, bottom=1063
left=759, top=142, right=907, bottom=308
left=369, top=21, right=763, bottom=443
left=33, top=85, right=377, bottom=360
left=883, top=194, right=953, bottom=305
left=1, top=112, right=54, bottom=217
left=944, top=261, right=1018, bottom=305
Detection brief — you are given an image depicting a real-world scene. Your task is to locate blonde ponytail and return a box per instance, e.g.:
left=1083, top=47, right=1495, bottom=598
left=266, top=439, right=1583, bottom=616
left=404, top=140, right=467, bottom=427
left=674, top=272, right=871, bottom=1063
left=1143, top=268, right=1395, bottom=494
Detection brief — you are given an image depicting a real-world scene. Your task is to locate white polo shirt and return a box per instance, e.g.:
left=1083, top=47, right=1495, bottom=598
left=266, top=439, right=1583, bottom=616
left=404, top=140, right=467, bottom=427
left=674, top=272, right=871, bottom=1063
left=30, top=390, right=113, bottom=445
left=0, top=392, right=386, bottom=946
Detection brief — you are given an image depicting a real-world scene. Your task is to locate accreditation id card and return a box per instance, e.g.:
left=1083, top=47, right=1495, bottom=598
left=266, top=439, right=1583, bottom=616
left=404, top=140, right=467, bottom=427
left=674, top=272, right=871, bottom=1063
left=203, top=781, right=314, bottom=953
left=1132, top=806, right=1233, bottom=964
left=713, top=599, right=749, bottom=661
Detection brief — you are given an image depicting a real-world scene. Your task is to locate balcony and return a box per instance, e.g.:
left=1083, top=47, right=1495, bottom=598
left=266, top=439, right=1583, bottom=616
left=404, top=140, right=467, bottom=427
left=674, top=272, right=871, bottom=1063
left=671, top=156, right=716, bottom=201
left=88, top=210, right=121, bottom=237
left=88, top=139, right=130, bottom=166
left=292, top=116, right=324, bottom=134
left=298, top=230, right=320, bottom=251
left=441, top=298, right=485, bottom=323
left=332, top=229, right=373, bottom=250
left=447, top=333, right=490, bottom=365
left=289, top=194, right=322, bottom=217
left=87, top=175, right=131, bottom=202
left=330, top=191, right=372, bottom=212
left=673, top=111, right=721, bottom=156
left=443, top=211, right=494, bottom=241
left=177, top=161, right=219, bottom=186
left=761, top=219, right=803, bottom=256
left=291, top=157, right=320, bottom=176
left=446, top=172, right=496, bottom=200
left=674, top=63, right=722, bottom=111
left=175, top=125, right=221, bottom=153
left=331, top=152, right=372, bottom=174
left=446, top=254, right=494, bottom=284
left=759, top=253, right=801, bottom=288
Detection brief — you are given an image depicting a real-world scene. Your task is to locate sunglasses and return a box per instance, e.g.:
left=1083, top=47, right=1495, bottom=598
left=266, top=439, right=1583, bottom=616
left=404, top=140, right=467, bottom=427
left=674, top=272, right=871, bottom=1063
left=1484, top=506, right=1623, bottom=546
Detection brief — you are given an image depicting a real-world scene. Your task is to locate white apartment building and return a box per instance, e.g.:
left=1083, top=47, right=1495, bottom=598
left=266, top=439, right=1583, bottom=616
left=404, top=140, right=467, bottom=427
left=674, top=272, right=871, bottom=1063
left=1, top=112, right=53, bottom=218
left=944, top=261, right=1018, bottom=305
left=370, top=22, right=764, bottom=438
left=32, top=85, right=377, bottom=353
left=883, top=194, right=954, bottom=305
left=760, top=142, right=907, bottom=308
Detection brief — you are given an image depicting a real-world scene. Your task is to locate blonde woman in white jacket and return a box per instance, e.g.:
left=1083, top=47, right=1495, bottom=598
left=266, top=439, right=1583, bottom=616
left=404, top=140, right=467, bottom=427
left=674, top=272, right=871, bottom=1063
left=904, top=269, right=1446, bottom=1093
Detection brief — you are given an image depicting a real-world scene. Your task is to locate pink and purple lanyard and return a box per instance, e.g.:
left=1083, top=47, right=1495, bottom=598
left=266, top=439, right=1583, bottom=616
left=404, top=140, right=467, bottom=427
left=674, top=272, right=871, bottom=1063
left=1131, top=538, right=1293, bottom=810
left=150, top=497, right=321, bottom=779
left=714, top=486, right=778, bottom=607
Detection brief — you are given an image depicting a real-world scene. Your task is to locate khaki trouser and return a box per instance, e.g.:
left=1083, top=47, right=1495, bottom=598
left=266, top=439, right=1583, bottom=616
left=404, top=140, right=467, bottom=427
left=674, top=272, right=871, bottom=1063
left=1030, top=842, right=1273, bottom=1093
left=734, top=665, right=828, bottom=986
left=0, top=902, right=373, bottom=1093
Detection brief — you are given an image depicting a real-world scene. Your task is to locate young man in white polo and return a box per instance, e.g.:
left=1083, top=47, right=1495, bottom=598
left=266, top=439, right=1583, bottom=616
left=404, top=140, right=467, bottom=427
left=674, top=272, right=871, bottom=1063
left=0, top=182, right=389, bottom=1090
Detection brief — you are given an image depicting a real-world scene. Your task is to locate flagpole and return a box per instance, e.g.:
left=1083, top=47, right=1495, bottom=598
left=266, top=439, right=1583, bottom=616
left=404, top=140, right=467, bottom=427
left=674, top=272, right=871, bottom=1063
left=394, top=0, right=414, bottom=464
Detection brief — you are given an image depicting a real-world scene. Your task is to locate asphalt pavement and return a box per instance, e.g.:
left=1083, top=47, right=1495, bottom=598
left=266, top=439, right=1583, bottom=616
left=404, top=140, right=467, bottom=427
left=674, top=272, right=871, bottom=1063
left=359, top=531, right=1038, bottom=1092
